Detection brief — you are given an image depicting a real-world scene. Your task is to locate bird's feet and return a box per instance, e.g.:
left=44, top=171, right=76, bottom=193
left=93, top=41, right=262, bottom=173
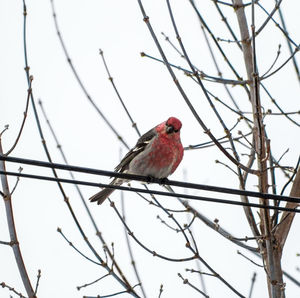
left=146, top=175, right=156, bottom=184
left=145, top=176, right=169, bottom=185
left=159, top=177, right=169, bottom=185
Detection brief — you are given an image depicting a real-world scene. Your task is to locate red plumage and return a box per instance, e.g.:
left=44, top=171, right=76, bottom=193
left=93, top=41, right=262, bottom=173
left=89, top=117, right=184, bottom=205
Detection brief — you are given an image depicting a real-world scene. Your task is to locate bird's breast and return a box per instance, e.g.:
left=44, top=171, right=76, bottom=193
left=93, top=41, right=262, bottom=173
left=128, top=136, right=183, bottom=178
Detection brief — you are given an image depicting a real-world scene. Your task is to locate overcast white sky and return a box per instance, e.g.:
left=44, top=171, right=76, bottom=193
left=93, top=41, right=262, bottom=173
left=1, top=1, right=300, bottom=297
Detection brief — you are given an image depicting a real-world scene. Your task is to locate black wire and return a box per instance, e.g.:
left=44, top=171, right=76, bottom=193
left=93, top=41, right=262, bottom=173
left=1, top=154, right=300, bottom=204
left=1, top=170, right=299, bottom=213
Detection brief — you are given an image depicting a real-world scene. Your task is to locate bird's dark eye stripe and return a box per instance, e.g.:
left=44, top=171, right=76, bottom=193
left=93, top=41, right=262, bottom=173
left=166, top=124, right=179, bottom=134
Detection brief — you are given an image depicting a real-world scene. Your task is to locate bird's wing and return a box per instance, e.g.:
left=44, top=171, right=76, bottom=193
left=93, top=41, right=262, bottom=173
left=114, top=128, right=157, bottom=173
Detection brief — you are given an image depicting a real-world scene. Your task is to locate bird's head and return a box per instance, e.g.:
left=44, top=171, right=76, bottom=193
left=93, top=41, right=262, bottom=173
left=165, top=117, right=182, bottom=134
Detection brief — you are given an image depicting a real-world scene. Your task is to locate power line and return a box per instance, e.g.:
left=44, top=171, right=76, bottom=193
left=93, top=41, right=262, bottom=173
left=1, top=155, right=300, bottom=204
left=0, top=170, right=299, bottom=213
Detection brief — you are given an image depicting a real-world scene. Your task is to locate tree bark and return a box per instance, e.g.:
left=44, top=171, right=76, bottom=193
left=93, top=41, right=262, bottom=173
left=0, top=140, right=36, bottom=298
left=232, top=1, right=285, bottom=297
left=275, top=167, right=300, bottom=251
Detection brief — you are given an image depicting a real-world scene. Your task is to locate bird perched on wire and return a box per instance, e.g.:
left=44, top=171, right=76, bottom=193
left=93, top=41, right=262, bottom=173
left=89, top=117, right=184, bottom=205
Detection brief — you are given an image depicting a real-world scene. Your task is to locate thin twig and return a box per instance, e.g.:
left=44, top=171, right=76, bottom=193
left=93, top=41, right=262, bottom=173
left=99, top=49, right=141, bottom=137
left=186, top=268, right=218, bottom=277
left=0, top=282, right=26, bottom=298
left=34, top=269, right=41, bottom=295
left=280, top=156, right=300, bottom=196
left=276, top=0, right=300, bottom=84
left=57, top=228, right=102, bottom=266
left=255, top=0, right=282, bottom=37
left=248, top=272, right=257, bottom=298
left=141, top=52, right=247, bottom=86
left=261, top=46, right=300, bottom=82
left=257, top=2, right=300, bottom=53
left=158, top=284, right=163, bottom=298
left=215, top=159, right=239, bottom=176
left=10, top=167, right=23, bottom=196
left=186, top=131, right=253, bottom=150
left=261, top=44, right=281, bottom=77
left=77, top=273, right=110, bottom=291
left=178, top=273, right=210, bottom=298
left=214, top=1, right=242, bottom=50
left=0, top=240, right=11, bottom=245
left=237, top=250, right=263, bottom=268
left=5, top=77, right=33, bottom=156
left=85, top=283, right=141, bottom=298
left=189, top=0, right=247, bottom=85
left=0, top=125, right=9, bottom=137
left=110, top=199, right=196, bottom=262
left=49, top=0, right=129, bottom=149
left=261, top=84, right=300, bottom=127
left=157, top=213, right=196, bottom=232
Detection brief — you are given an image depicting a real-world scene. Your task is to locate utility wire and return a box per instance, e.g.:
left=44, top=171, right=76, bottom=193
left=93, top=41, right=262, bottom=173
left=1, top=169, right=299, bottom=213
left=1, top=155, right=300, bottom=205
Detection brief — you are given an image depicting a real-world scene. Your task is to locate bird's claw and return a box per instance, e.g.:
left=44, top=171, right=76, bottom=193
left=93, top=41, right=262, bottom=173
left=159, top=177, right=169, bottom=185
left=146, top=175, right=156, bottom=183
left=146, top=176, right=169, bottom=185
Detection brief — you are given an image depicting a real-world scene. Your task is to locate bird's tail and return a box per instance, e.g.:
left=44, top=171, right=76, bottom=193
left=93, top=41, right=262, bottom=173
left=89, top=188, right=115, bottom=205
left=89, top=179, right=121, bottom=205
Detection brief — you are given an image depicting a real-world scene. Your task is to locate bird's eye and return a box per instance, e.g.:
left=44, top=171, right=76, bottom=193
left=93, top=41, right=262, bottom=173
left=166, top=124, right=175, bottom=134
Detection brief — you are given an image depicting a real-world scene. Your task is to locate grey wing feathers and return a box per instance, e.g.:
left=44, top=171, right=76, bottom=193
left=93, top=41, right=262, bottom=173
left=114, top=128, right=156, bottom=173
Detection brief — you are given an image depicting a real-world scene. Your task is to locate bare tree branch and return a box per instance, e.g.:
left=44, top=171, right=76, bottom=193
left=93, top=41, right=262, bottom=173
left=275, top=160, right=300, bottom=250
left=0, top=138, right=36, bottom=297
left=5, top=77, right=32, bottom=156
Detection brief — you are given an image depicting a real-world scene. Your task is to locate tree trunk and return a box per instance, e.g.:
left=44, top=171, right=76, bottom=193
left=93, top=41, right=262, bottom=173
left=232, top=1, right=287, bottom=297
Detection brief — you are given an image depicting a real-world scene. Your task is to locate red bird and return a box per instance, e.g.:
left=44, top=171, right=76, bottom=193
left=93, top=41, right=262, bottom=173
left=89, top=117, right=184, bottom=204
